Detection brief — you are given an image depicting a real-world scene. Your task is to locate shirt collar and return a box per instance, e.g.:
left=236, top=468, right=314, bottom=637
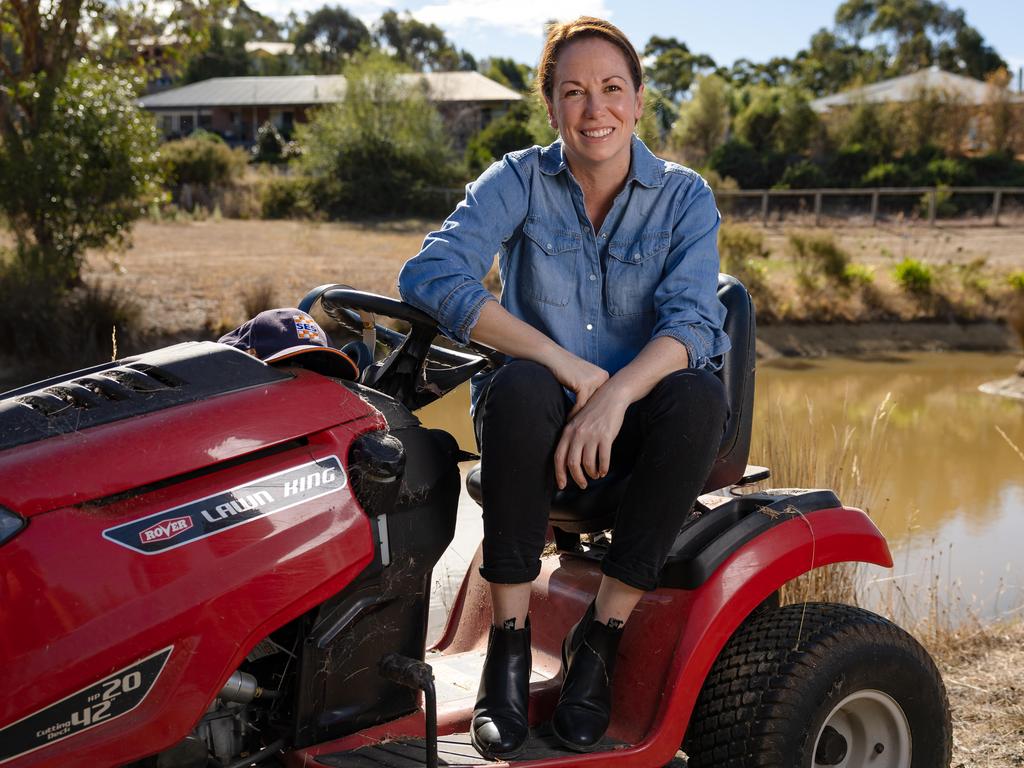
left=538, top=135, right=665, bottom=189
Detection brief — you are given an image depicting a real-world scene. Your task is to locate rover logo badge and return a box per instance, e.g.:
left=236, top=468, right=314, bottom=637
left=138, top=516, right=193, bottom=544
left=102, top=456, right=346, bottom=555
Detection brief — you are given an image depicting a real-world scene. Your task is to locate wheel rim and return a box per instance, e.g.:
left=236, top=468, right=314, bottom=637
left=812, top=689, right=912, bottom=768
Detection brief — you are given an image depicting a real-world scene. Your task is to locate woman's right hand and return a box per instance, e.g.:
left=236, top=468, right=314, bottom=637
left=550, top=353, right=609, bottom=418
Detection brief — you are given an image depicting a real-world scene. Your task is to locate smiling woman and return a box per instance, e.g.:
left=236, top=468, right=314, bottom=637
left=398, top=15, right=730, bottom=760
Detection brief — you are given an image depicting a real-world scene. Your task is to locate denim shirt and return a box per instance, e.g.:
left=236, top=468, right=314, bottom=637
left=398, top=135, right=731, bottom=410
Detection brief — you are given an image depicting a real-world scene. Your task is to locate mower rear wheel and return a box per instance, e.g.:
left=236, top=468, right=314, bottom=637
left=681, top=602, right=951, bottom=768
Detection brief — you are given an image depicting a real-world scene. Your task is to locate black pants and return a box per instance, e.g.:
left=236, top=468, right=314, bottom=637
left=474, top=360, right=729, bottom=592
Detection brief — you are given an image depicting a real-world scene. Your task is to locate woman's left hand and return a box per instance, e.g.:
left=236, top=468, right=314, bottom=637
left=553, top=383, right=630, bottom=490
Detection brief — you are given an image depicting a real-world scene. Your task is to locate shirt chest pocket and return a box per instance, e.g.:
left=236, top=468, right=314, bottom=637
left=605, top=229, right=671, bottom=316
left=521, top=217, right=582, bottom=307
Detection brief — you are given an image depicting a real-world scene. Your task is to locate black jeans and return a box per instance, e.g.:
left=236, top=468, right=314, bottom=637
left=473, top=360, right=729, bottom=592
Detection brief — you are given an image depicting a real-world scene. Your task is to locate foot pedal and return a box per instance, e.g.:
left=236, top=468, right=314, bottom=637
left=379, top=654, right=438, bottom=768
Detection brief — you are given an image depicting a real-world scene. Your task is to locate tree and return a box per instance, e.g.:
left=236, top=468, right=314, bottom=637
left=184, top=24, right=251, bottom=81
left=643, top=36, right=715, bottom=101
left=482, top=57, right=532, bottom=93
left=0, top=60, right=161, bottom=285
left=294, top=5, right=370, bottom=73
left=832, top=0, right=1005, bottom=81
left=670, top=73, right=731, bottom=164
left=465, top=101, right=535, bottom=174
left=374, top=10, right=472, bottom=72
left=297, top=53, right=456, bottom=214
left=0, top=1, right=163, bottom=287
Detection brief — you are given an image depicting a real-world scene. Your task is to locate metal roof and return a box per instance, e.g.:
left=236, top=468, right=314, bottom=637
left=140, top=72, right=522, bottom=109
left=810, top=66, right=1021, bottom=113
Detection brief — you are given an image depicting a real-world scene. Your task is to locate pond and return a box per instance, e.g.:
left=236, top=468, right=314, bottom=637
left=419, top=351, right=1024, bottom=631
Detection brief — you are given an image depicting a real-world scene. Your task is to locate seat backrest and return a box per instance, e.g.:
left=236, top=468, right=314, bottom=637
left=702, top=274, right=756, bottom=492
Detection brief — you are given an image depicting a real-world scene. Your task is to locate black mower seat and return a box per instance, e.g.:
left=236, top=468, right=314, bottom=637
left=465, top=274, right=757, bottom=535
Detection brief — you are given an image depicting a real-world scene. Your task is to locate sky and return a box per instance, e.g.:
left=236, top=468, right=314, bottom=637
left=245, top=0, right=1024, bottom=77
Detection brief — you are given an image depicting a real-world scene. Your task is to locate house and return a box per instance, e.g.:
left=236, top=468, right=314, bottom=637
left=810, top=66, right=1023, bottom=153
left=138, top=72, right=522, bottom=147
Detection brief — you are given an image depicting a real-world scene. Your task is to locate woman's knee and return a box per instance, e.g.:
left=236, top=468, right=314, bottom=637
left=649, top=368, right=729, bottom=431
left=481, top=360, right=564, bottom=415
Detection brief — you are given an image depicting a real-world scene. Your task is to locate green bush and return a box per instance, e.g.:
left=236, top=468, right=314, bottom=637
left=251, top=122, right=301, bottom=164
left=894, top=258, right=934, bottom=295
left=298, top=53, right=457, bottom=215
left=709, top=139, right=784, bottom=189
left=718, top=224, right=771, bottom=300
left=160, top=137, right=247, bottom=187
left=917, top=185, right=957, bottom=219
left=465, top=101, right=536, bottom=175
left=788, top=232, right=852, bottom=288
left=1008, top=271, right=1024, bottom=292
left=861, top=161, right=913, bottom=187
left=0, top=61, right=162, bottom=287
left=776, top=159, right=826, bottom=189
left=260, top=176, right=311, bottom=219
left=842, top=263, right=875, bottom=287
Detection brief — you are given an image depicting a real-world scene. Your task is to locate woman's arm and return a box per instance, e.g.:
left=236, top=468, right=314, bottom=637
left=553, top=336, right=688, bottom=490
left=471, top=301, right=610, bottom=412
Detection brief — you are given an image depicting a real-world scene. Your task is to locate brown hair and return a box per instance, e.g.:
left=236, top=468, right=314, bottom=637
left=535, top=17, right=643, bottom=104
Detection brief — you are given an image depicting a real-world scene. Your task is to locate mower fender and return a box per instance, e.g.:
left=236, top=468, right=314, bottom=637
left=642, top=504, right=892, bottom=764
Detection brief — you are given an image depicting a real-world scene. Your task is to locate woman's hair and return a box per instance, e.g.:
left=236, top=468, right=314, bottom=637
left=535, top=17, right=643, bottom=104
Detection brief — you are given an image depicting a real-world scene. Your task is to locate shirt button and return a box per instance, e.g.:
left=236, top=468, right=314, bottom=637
left=586, top=323, right=593, bottom=331
left=589, top=273, right=597, bottom=281
left=633, top=253, right=641, bottom=262
left=547, top=243, right=553, bottom=251
left=601, top=233, right=608, bottom=239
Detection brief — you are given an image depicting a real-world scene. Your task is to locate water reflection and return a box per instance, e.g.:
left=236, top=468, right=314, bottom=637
left=419, top=352, right=1024, bottom=618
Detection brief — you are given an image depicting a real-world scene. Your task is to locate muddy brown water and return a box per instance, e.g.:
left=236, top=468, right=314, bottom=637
left=419, top=352, right=1024, bottom=624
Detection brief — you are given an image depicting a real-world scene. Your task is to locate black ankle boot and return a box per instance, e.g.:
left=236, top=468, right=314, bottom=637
left=551, top=603, right=624, bottom=752
left=471, top=619, right=531, bottom=760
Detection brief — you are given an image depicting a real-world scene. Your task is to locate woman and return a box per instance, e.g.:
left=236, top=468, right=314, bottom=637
left=398, top=17, right=730, bottom=759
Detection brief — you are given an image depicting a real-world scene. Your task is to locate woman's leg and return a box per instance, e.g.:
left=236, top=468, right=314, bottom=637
left=553, top=368, right=728, bottom=751
left=471, top=360, right=568, bottom=759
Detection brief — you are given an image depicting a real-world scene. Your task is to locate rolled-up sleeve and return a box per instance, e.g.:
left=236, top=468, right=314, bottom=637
left=652, top=177, right=731, bottom=369
left=398, top=155, right=530, bottom=344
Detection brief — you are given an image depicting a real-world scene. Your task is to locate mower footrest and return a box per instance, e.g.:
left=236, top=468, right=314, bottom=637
left=312, top=727, right=686, bottom=766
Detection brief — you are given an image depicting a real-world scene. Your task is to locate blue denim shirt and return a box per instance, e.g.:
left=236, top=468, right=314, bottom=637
left=398, top=135, right=731, bottom=409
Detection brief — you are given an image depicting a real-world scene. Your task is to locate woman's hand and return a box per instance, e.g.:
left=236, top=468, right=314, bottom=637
left=553, top=381, right=629, bottom=490
left=550, top=354, right=609, bottom=417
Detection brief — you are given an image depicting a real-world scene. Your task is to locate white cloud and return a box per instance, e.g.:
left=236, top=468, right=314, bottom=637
left=412, top=0, right=614, bottom=37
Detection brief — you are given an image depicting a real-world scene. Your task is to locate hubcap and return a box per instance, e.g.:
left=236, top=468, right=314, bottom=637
left=812, top=689, right=911, bottom=768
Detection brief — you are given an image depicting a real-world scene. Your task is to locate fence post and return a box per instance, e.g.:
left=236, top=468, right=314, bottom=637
left=761, top=191, right=769, bottom=226
left=814, top=192, right=822, bottom=226
left=870, top=190, right=879, bottom=226
left=993, top=190, right=1003, bottom=227
left=927, top=189, right=937, bottom=226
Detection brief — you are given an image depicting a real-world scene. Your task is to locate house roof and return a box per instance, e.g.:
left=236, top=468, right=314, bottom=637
left=810, top=66, right=1020, bottom=113
left=139, top=71, right=522, bottom=109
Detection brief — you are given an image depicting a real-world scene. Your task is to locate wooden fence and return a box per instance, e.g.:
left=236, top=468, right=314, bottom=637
left=715, top=186, right=1024, bottom=227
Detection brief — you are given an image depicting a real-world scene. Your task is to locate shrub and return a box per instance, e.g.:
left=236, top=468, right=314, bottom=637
left=298, top=53, right=457, bottom=216
left=788, top=232, right=852, bottom=288
left=260, top=176, right=311, bottom=219
left=917, top=185, right=957, bottom=219
left=251, top=122, right=301, bottom=164
left=1008, top=272, right=1024, bottom=292
left=776, top=160, right=826, bottom=189
left=861, top=161, right=914, bottom=187
left=718, top=224, right=771, bottom=302
left=708, top=139, right=784, bottom=189
left=843, top=263, right=875, bottom=287
left=0, top=61, right=162, bottom=288
left=160, top=137, right=247, bottom=187
left=894, top=258, right=934, bottom=295
left=465, top=101, right=536, bottom=175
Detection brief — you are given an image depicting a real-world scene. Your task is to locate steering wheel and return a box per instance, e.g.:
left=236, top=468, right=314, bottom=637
left=299, top=284, right=502, bottom=410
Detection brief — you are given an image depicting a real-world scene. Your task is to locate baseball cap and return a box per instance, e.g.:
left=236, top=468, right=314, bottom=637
left=219, top=308, right=359, bottom=380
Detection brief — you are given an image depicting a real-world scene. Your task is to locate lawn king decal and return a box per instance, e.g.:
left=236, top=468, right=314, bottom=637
left=0, top=646, right=172, bottom=765
left=102, top=456, right=346, bottom=554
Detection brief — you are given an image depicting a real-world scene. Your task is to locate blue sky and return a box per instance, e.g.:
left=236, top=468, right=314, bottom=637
left=247, top=0, right=1024, bottom=76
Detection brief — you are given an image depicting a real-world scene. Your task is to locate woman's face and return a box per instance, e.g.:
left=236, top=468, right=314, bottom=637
left=546, top=36, right=644, bottom=175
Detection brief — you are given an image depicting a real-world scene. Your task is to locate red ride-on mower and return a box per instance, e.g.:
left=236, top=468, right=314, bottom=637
left=0, top=278, right=951, bottom=768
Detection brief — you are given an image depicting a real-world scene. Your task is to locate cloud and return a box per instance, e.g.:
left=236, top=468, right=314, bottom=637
left=412, top=0, right=614, bottom=37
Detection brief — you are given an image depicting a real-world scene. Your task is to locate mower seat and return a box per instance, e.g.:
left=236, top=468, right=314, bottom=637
left=465, top=274, right=757, bottom=536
